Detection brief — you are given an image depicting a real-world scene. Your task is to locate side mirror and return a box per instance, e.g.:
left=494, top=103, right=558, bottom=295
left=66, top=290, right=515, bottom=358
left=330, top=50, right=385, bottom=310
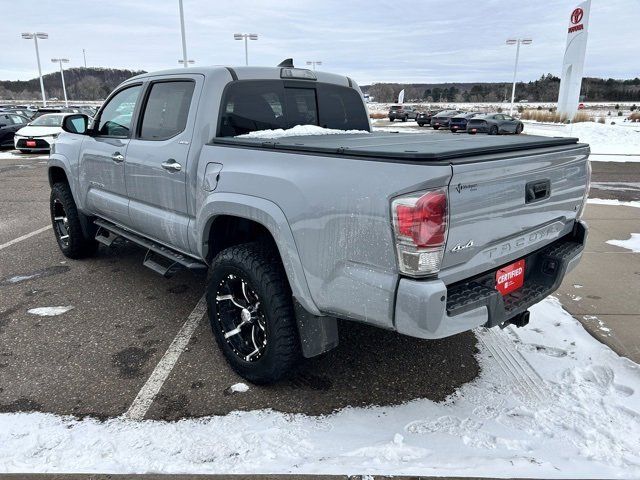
left=0, top=123, right=6, bottom=128
left=62, top=114, right=89, bottom=134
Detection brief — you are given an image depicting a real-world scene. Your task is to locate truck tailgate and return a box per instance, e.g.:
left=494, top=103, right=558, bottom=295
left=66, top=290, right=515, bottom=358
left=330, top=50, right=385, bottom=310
left=440, top=144, right=590, bottom=284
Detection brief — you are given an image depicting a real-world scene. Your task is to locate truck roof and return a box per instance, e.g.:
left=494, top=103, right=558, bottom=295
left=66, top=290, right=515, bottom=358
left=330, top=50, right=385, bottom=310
left=213, top=132, right=584, bottom=163
left=128, top=65, right=353, bottom=88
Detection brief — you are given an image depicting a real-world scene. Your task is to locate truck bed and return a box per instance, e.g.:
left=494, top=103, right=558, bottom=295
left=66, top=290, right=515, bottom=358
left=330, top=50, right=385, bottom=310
left=211, top=132, right=581, bottom=162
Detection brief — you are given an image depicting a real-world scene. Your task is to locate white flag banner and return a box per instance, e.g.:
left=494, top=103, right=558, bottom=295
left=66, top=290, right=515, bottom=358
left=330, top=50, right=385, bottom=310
left=398, top=89, right=405, bottom=104
left=557, top=0, right=591, bottom=120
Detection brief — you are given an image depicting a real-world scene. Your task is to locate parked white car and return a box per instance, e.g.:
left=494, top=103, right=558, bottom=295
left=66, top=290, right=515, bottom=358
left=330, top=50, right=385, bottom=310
left=14, top=113, right=68, bottom=153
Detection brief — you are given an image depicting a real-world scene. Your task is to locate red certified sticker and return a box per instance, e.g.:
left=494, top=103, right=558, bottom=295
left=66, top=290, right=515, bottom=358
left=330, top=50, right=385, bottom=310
left=496, top=259, right=525, bottom=296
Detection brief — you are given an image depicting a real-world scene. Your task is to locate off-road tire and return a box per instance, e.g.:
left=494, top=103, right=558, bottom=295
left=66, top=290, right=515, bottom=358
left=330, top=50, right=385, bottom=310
left=388, top=118, right=394, bottom=122
left=50, top=182, right=99, bottom=259
left=433, top=125, right=440, bottom=130
left=207, top=242, right=301, bottom=384
left=489, top=125, right=499, bottom=135
left=401, top=117, right=407, bottom=122
left=515, top=124, right=523, bottom=134
left=417, top=123, right=424, bottom=127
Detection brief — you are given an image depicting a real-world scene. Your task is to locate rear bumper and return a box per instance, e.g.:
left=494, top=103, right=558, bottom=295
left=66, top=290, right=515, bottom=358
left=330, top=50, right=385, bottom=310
left=394, top=221, right=587, bottom=339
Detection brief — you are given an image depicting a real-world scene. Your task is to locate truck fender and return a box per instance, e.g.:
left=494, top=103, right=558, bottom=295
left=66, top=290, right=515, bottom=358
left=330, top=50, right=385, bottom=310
left=196, top=192, right=322, bottom=317
left=48, top=154, right=95, bottom=238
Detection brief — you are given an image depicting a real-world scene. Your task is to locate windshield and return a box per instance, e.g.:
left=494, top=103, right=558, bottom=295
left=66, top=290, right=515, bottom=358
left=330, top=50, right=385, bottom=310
left=219, top=80, right=370, bottom=137
left=30, top=114, right=64, bottom=127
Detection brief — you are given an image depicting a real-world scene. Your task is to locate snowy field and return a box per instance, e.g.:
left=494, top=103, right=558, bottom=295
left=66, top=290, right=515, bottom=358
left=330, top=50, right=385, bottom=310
left=1, top=296, right=639, bottom=477
left=522, top=121, right=640, bottom=162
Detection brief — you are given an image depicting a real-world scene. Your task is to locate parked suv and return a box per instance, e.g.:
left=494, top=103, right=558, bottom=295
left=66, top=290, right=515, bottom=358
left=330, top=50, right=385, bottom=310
left=388, top=105, right=418, bottom=122
left=430, top=110, right=463, bottom=129
left=416, top=110, right=440, bottom=127
left=48, top=64, right=589, bottom=384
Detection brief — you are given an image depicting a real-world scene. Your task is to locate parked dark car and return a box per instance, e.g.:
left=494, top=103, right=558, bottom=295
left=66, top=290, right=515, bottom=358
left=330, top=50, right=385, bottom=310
left=449, top=112, right=480, bottom=133
left=430, top=110, right=463, bottom=130
left=388, top=105, right=418, bottom=122
left=0, top=113, right=30, bottom=148
left=466, top=113, right=524, bottom=135
left=416, top=110, right=441, bottom=127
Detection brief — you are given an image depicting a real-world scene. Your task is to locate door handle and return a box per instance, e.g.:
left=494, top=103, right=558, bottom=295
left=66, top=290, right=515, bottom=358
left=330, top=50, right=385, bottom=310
left=111, top=152, right=125, bottom=163
left=161, top=159, right=182, bottom=172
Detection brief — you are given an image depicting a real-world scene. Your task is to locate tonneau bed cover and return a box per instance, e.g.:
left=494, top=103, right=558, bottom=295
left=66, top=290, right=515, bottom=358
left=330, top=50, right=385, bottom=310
left=212, top=132, right=581, bottom=162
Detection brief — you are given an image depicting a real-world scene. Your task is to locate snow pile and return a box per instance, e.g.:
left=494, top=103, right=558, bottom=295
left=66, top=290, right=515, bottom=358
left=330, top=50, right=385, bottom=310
left=236, top=124, right=370, bottom=139
left=26, top=306, right=74, bottom=317
left=1, top=297, right=640, bottom=477
left=607, top=233, right=640, bottom=253
left=523, top=121, right=640, bottom=161
left=588, top=198, right=640, bottom=209
left=229, top=383, right=249, bottom=393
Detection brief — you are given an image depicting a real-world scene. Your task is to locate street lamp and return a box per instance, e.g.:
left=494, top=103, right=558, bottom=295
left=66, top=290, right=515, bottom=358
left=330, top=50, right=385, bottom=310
left=51, top=58, right=70, bottom=107
left=306, top=61, right=322, bottom=71
left=506, top=38, right=532, bottom=115
left=21, top=32, right=48, bottom=106
left=234, top=33, right=258, bottom=66
left=178, top=0, right=189, bottom=68
left=178, top=59, right=195, bottom=66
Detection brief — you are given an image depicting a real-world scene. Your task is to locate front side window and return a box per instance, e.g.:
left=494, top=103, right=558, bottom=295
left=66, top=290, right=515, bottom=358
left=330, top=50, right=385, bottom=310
left=139, top=81, right=195, bottom=140
left=96, top=85, right=142, bottom=137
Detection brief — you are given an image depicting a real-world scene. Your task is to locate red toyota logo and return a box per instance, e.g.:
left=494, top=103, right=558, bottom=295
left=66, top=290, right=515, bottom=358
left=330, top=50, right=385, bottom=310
left=571, top=7, right=584, bottom=24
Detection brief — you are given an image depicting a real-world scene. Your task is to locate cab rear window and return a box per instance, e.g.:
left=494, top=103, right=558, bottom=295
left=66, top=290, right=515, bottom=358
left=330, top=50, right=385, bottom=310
left=218, top=80, right=369, bottom=137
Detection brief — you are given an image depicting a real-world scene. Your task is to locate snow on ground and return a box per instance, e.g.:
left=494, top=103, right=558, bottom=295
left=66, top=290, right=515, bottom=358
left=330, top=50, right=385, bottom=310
left=2, top=297, right=640, bottom=477
left=26, top=306, right=74, bottom=317
left=229, top=383, right=250, bottom=393
left=236, top=125, right=370, bottom=139
left=523, top=121, right=640, bottom=161
left=588, top=198, right=640, bottom=209
left=0, top=150, right=48, bottom=161
left=607, top=233, right=640, bottom=253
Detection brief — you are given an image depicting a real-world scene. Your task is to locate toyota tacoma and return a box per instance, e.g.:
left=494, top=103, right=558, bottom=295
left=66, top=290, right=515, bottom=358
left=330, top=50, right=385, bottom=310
left=47, top=62, right=590, bottom=384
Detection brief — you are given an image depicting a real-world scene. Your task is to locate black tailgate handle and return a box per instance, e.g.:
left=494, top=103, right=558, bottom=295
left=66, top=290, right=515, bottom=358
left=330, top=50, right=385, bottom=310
left=525, top=179, right=551, bottom=203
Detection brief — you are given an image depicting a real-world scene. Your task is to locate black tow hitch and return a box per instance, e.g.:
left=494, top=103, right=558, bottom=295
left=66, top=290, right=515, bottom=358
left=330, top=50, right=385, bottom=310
left=507, top=310, right=530, bottom=328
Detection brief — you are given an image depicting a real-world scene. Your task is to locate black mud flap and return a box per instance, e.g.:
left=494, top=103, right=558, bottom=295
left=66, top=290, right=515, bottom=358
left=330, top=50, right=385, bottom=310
left=294, top=300, right=339, bottom=358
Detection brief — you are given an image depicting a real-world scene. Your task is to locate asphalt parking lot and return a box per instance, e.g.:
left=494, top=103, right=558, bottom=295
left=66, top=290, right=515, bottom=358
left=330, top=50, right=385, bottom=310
left=1, top=137, right=639, bottom=421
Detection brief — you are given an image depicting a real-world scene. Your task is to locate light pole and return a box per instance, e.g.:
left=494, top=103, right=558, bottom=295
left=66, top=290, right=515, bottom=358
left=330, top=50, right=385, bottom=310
left=506, top=38, right=532, bottom=115
left=178, top=0, right=189, bottom=68
left=306, top=61, right=322, bottom=71
left=178, top=59, right=195, bottom=66
left=83, top=48, right=87, bottom=68
left=21, top=32, right=48, bottom=106
left=234, top=33, right=258, bottom=66
left=51, top=58, right=70, bottom=107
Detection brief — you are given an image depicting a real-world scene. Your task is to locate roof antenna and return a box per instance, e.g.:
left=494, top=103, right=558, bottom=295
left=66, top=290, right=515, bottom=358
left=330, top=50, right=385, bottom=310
left=278, top=58, right=294, bottom=68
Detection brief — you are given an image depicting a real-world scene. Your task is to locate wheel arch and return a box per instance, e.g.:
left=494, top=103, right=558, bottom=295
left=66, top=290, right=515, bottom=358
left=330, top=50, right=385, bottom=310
left=197, top=193, right=321, bottom=316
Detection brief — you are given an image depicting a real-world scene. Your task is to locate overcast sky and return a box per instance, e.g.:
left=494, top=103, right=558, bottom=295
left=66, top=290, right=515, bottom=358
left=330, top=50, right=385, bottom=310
left=2, top=0, right=638, bottom=85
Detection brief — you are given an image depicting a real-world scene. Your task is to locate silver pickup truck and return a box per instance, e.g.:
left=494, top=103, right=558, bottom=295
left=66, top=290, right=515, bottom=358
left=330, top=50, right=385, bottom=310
left=48, top=63, right=590, bottom=383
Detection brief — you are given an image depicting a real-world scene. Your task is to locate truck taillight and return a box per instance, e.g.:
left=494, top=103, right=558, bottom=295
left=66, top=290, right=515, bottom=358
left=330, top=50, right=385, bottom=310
left=392, top=188, right=448, bottom=276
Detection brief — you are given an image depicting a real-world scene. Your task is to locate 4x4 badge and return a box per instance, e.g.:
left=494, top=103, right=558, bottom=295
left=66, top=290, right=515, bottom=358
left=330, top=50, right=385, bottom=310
left=451, top=240, right=474, bottom=252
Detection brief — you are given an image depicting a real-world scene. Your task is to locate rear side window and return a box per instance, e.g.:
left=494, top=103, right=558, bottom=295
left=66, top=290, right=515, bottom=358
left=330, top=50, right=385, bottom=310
left=139, top=81, right=195, bottom=140
left=218, top=80, right=369, bottom=137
